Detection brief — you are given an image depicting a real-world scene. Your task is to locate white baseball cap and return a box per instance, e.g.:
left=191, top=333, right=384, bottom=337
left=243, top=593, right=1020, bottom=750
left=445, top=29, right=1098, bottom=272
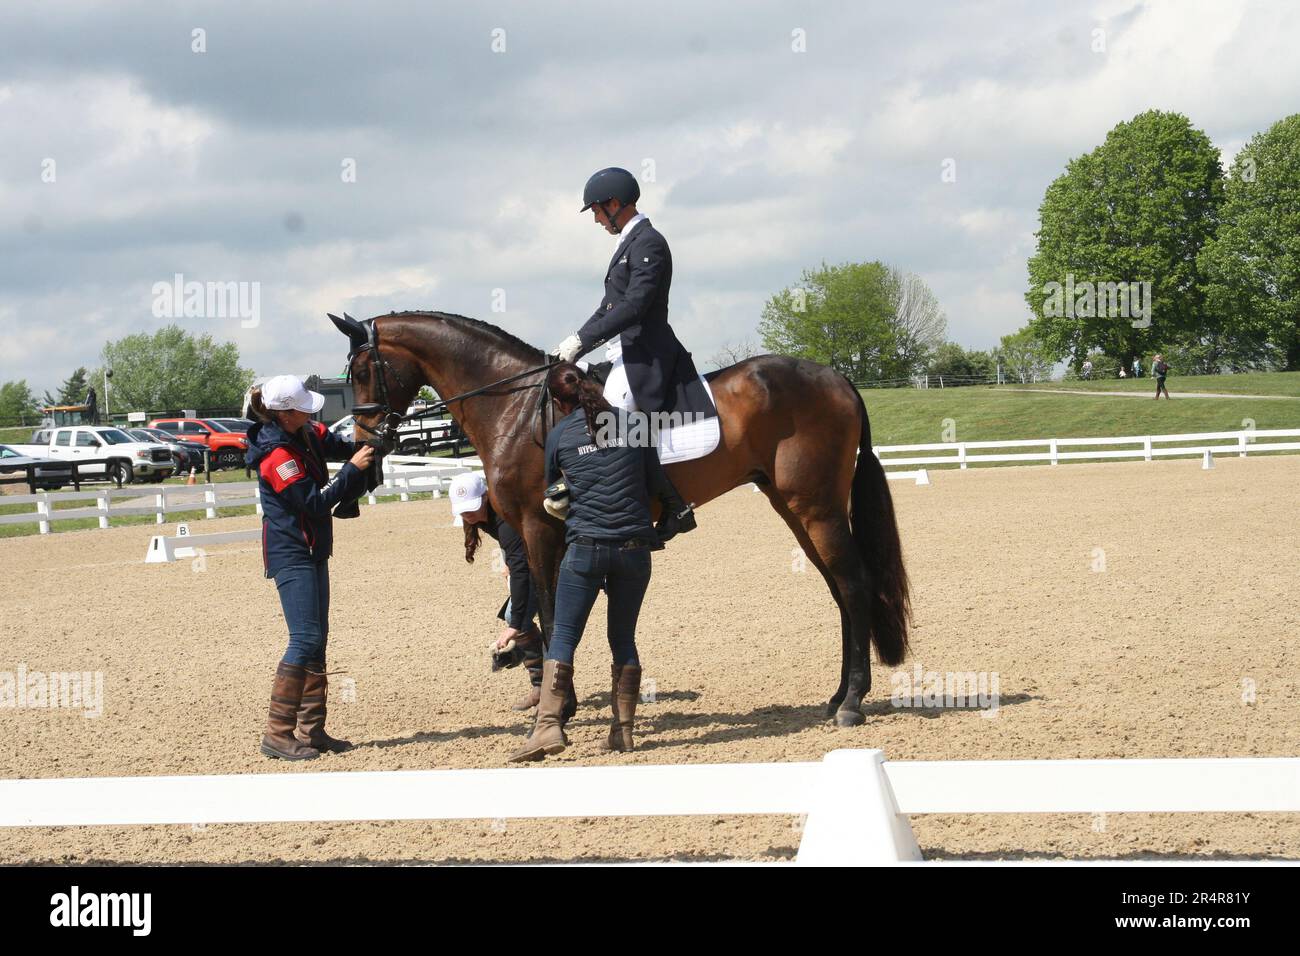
left=449, top=471, right=488, bottom=516
left=262, top=375, right=325, bottom=414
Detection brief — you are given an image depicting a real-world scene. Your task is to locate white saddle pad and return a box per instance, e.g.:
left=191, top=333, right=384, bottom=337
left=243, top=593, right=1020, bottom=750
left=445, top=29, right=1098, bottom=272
left=657, top=374, right=721, bottom=465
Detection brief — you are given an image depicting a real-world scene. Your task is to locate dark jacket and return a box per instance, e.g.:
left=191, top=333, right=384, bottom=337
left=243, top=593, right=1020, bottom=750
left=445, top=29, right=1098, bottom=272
left=482, top=509, right=538, bottom=631
left=577, top=218, right=714, bottom=417
left=247, top=420, right=368, bottom=577
left=544, top=407, right=669, bottom=545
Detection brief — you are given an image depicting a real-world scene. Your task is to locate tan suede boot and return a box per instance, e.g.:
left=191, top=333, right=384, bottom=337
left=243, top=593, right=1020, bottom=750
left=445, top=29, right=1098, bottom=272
left=260, top=662, right=320, bottom=761
left=597, top=664, right=642, bottom=753
left=511, top=659, right=542, bottom=711
left=508, top=659, right=573, bottom=762
left=295, top=662, right=353, bottom=753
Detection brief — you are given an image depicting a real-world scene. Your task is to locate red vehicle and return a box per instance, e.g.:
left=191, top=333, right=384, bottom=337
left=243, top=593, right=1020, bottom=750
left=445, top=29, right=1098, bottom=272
left=147, top=418, right=250, bottom=469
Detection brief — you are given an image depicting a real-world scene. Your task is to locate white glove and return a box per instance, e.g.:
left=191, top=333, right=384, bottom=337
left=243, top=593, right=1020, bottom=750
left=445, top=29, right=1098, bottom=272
left=551, top=333, right=584, bottom=363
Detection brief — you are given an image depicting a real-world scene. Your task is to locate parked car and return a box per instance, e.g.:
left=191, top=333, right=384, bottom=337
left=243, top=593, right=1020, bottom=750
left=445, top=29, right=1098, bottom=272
left=328, top=412, right=462, bottom=455
left=0, top=444, right=78, bottom=490
left=207, top=417, right=254, bottom=435
left=147, top=418, right=249, bottom=469
left=5, top=426, right=174, bottom=484
left=125, top=428, right=206, bottom=475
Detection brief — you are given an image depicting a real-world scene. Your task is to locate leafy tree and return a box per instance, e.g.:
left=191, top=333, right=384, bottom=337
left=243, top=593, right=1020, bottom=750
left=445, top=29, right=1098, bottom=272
left=928, top=342, right=995, bottom=384
left=759, top=261, right=944, bottom=381
left=41, top=367, right=90, bottom=407
left=1198, top=113, right=1300, bottom=370
left=996, top=328, right=1054, bottom=383
left=92, top=325, right=254, bottom=412
left=1025, top=110, right=1224, bottom=373
left=0, top=380, right=37, bottom=425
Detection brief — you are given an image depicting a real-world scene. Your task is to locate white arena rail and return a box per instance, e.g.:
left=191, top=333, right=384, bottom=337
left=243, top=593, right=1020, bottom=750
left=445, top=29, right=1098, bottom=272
left=2, top=749, right=1296, bottom=865
left=2, top=456, right=485, bottom=534
left=875, top=427, right=1300, bottom=471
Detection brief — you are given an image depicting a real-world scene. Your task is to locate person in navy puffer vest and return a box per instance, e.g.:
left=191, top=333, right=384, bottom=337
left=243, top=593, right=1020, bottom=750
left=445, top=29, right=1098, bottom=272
left=246, top=375, right=374, bottom=761
left=510, top=363, right=680, bottom=763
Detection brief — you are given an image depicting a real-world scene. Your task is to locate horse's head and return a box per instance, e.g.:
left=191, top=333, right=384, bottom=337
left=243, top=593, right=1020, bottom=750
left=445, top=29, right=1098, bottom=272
left=329, top=311, right=422, bottom=454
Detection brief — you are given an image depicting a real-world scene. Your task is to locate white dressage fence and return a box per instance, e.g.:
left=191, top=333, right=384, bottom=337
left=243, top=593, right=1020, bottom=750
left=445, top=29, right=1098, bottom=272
left=2, top=749, right=1296, bottom=864
left=875, top=427, right=1300, bottom=471
left=2, top=455, right=484, bottom=534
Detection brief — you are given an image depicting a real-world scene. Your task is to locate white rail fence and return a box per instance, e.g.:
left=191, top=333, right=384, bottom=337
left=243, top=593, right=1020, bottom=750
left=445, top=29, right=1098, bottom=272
left=2, top=749, right=1295, bottom=864
left=875, top=427, right=1300, bottom=471
left=1, top=455, right=483, bottom=534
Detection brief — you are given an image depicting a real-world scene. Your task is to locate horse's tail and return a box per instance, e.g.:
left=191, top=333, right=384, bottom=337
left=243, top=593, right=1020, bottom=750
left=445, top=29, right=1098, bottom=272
left=849, top=385, right=911, bottom=666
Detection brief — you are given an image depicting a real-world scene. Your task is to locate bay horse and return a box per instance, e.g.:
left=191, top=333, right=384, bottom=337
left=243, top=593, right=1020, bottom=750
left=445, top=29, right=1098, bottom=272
left=332, top=310, right=910, bottom=725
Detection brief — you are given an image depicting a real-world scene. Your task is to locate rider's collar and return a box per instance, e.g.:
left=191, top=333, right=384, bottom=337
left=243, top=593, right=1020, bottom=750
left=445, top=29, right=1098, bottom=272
left=614, top=211, right=645, bottom=238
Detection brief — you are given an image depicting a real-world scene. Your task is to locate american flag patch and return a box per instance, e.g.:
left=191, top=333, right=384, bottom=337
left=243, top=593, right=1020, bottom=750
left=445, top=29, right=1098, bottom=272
left=275, top=459, right=301, bottom=482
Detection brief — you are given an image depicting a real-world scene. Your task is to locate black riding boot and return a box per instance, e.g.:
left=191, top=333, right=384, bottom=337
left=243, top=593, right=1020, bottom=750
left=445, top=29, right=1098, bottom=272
left=654, top=452, right=696, bottom=538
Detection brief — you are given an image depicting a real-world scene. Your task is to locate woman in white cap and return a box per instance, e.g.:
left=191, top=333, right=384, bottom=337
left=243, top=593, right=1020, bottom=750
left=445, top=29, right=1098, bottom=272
left=450, top=471, right=544, bottom=711
left=245, top=375, right=374, bottom=760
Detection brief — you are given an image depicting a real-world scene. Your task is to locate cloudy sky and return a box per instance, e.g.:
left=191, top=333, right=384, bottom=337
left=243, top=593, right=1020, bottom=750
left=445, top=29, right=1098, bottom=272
left=2, top=0, right=1297, bottom=396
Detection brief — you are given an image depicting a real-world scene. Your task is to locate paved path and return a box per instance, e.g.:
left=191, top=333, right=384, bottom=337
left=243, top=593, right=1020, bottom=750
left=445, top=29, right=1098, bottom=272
left=999, top=388, right=1300, bottom=401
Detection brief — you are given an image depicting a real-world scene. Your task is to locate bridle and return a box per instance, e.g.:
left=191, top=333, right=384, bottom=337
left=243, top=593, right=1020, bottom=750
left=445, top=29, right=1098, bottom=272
left=345, top=316, right=560, bottom=451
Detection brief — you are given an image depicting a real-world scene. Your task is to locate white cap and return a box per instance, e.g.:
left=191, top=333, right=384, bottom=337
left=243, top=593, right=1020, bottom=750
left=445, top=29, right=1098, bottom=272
left=449, top=471, right=487, bottom=516
left=262, top=375, right=324, bottom=414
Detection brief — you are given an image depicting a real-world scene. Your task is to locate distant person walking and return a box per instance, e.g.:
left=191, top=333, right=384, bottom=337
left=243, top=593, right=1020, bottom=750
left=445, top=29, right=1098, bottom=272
left=1081, top=359, right=1093, bottom=381
left=1152, top=354, right=1171, bottom=399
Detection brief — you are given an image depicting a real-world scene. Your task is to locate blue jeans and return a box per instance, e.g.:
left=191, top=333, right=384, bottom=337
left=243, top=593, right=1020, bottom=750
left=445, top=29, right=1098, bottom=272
left=274, top=560, right=330, bottom=667
left=547, top=541, right=651, bottom=668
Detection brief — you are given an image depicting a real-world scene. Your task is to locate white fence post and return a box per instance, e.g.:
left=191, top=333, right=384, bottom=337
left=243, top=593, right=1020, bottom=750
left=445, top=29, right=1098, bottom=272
left=205, top=486, right=217, bottom=519
left=97, top=494, right=109, bottom=530
left=1143, top=437, right=1152, bottom=462
left=155, top=490, right=166, bottom=524
left=1239, top=432, right=1248, bottom=458
left=36, top=495, right=50, bottom=535
left=797, top=750, right=922, bottom=864
left=958, top=443, right=967, bottom=470
left=1049, top=439, right=1058, bottom=466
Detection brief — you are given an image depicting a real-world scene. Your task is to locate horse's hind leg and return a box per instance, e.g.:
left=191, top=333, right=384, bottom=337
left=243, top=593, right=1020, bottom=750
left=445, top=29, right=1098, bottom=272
left=779, top=500, right=875, bottom=726
left=760, top=488, right=851, bottom=716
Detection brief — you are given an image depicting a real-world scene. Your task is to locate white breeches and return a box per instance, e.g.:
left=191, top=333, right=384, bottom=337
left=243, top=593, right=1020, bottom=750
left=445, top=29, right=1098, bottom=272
left=602, top=352, right=638, bottom=412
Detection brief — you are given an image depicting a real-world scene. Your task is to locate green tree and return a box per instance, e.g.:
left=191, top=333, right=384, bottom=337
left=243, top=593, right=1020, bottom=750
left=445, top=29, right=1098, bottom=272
left=41, top=367, right=90, bottom=407
left=93, top=325, right=254, bottom=412
left=928, top=342, right=995, bottom=384
left=759, top=261, right=943, bottom=381
left=996, top=328, right=1054, bottom=383
left=0, top=380, right=37, bottom=425
left=1025, top=110, right=1225, bottom=373
left=1199, top=113, right=1300, bottom=370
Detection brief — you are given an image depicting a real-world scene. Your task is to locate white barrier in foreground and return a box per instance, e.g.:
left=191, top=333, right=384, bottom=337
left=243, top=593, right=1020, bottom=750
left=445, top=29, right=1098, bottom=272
left=3, top=750, right=1296, bottom=864
left=144, top=527, right=261, bottom=563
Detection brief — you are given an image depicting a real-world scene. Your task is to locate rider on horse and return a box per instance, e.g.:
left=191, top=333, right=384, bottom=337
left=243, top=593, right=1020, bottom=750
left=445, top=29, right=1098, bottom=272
left=550, top=166, right=698, bottom=535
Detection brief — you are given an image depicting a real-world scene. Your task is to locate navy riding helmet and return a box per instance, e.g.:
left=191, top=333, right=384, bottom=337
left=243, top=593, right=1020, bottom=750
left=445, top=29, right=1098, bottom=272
left=580, top=167, right=640, bottom=213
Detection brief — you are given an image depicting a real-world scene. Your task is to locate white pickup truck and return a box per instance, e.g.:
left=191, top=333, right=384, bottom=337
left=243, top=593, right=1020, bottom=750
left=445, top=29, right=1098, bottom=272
left=329, top=412, right=464, bottom=455
left=7, top=426, right=175, bottom=485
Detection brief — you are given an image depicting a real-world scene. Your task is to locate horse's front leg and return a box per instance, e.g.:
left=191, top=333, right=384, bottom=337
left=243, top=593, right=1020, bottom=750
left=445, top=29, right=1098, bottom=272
left=521, top=513, right=573, bottom=723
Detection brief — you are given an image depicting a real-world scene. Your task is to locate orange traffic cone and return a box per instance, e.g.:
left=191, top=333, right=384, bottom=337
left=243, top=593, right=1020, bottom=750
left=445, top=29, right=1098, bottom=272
left=186, top=467, right=197, bottom=486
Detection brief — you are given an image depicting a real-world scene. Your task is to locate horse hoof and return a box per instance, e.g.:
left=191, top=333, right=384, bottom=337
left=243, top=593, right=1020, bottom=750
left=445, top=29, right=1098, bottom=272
left=834, top=708, right=865, bottom=728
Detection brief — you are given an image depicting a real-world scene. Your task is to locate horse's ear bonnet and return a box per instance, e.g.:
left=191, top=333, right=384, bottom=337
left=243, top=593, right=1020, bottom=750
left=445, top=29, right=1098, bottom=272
left=328, top=312, right=368, bottom=353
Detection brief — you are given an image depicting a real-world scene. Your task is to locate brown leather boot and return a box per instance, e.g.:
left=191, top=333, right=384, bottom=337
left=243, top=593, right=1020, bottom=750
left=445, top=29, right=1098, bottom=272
left=511, top=658, right=542, bottom=711
left=508, top=659, right=573, bottom=762
left=260, top=662, right=319, bottom=761
left=295, top=662, right=353, bottom=753
left=597, top=664, right=642, bottom=753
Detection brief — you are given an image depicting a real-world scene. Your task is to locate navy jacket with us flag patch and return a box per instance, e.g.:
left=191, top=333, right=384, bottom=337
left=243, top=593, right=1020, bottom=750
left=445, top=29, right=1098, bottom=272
left=246, top=419, right=368, bottom=577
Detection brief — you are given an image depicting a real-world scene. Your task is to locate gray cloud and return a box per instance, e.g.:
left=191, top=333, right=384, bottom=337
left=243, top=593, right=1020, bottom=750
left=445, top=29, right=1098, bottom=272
left=2, top=0, right=1298, bottom=396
